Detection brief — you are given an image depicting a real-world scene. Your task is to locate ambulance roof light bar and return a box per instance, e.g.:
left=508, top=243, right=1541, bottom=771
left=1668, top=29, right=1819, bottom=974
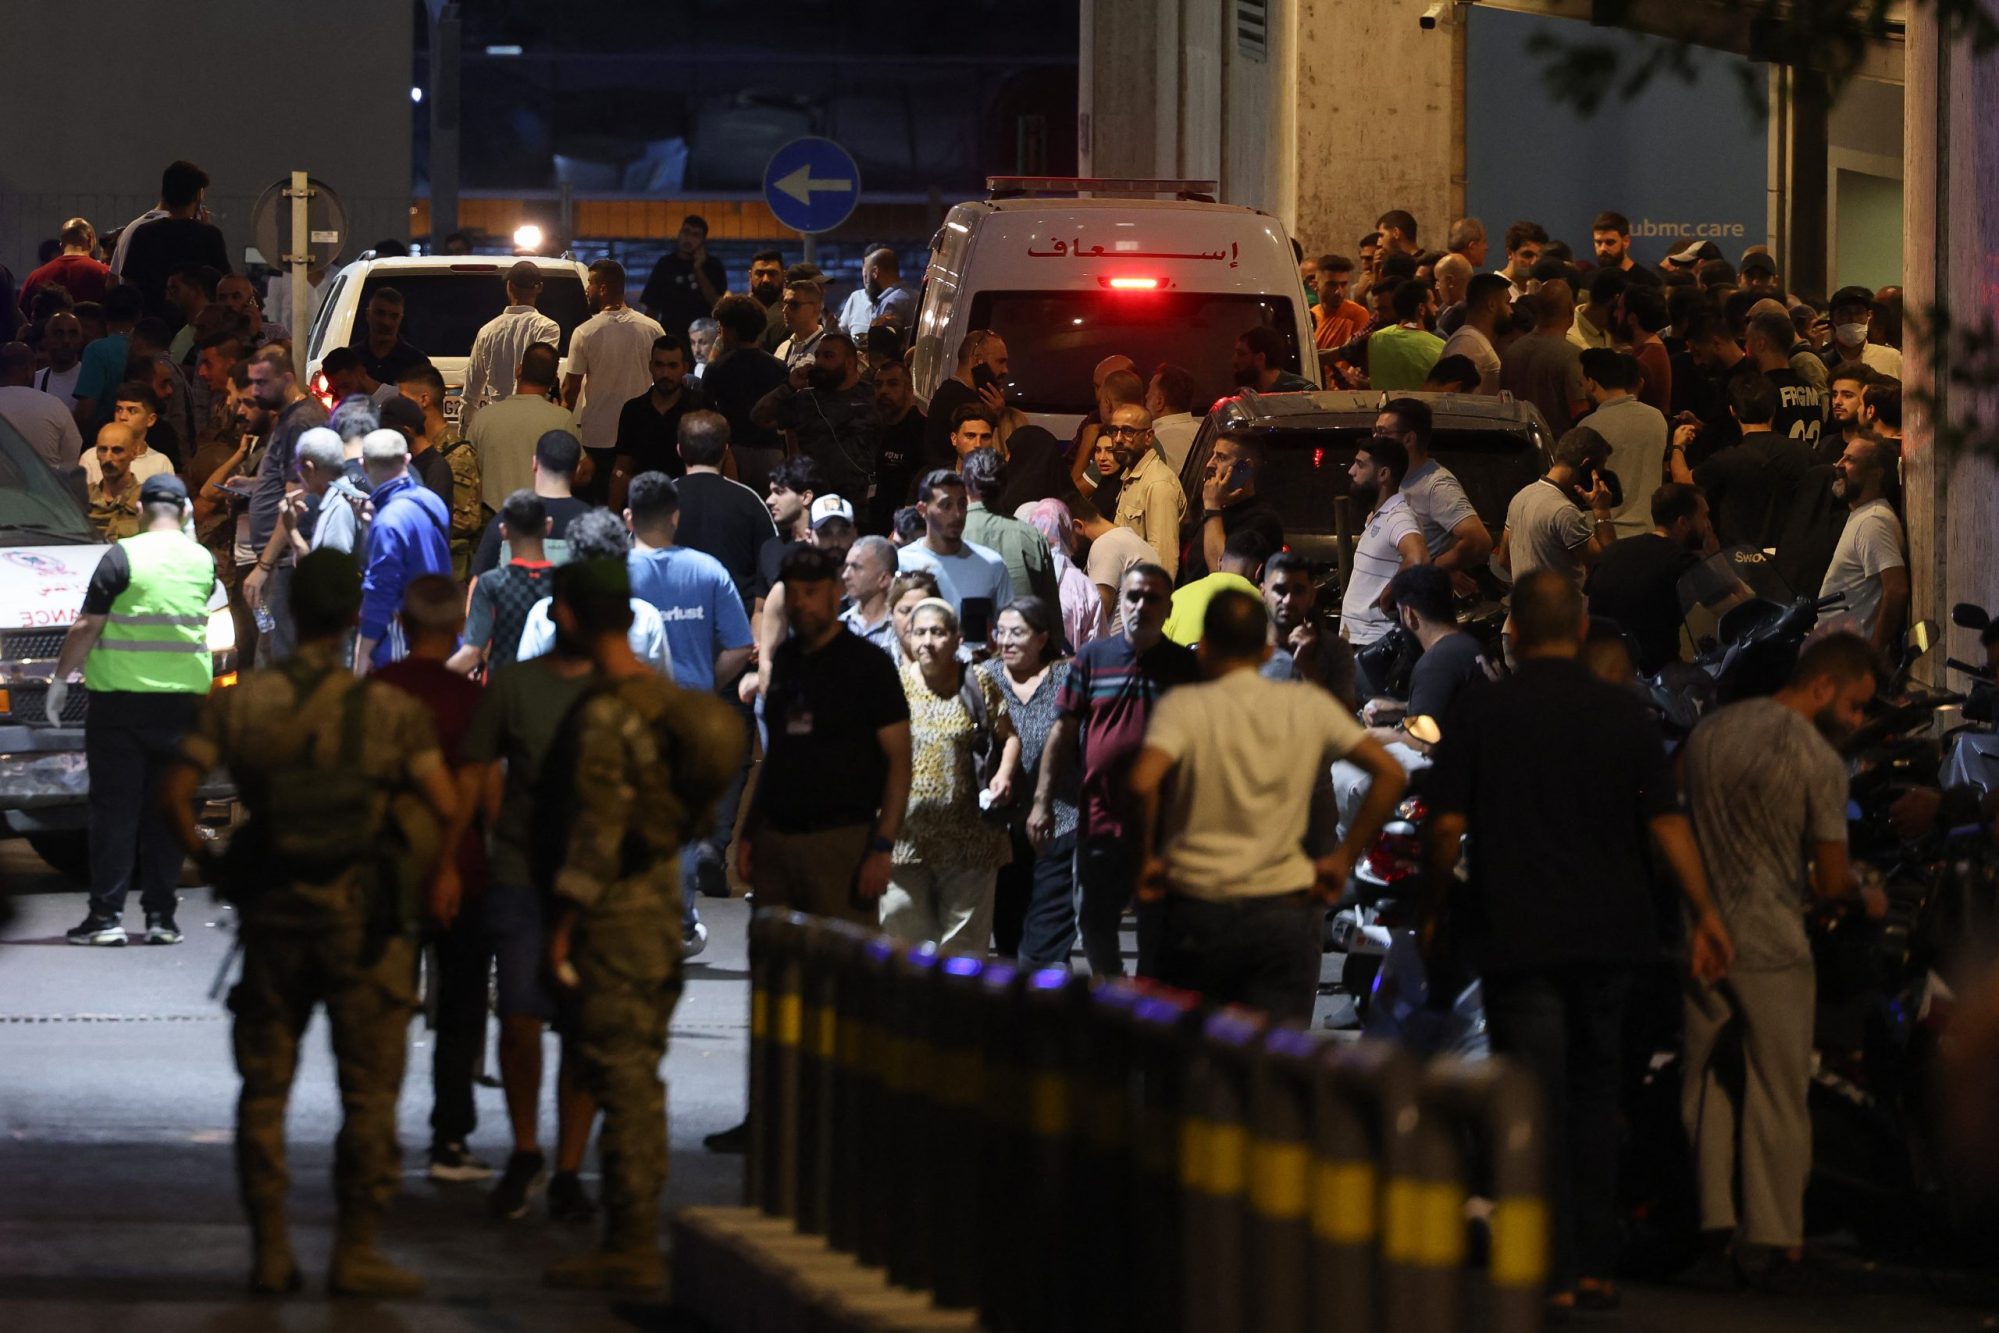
left=986, top=176, right=1220, bottom=202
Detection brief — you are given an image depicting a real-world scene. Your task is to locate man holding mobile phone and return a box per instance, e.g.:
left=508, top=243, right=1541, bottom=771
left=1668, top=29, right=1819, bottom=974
left=1184, top=434, right=1285, bottom=586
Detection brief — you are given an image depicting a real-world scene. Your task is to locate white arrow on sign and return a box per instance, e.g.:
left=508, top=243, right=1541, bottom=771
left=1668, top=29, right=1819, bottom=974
left=773, top=164, right=854, bottom=206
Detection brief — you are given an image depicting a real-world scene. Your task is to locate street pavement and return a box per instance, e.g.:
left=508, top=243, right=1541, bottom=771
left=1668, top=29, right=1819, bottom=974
left=3, top=837, right=1996, bottom=1330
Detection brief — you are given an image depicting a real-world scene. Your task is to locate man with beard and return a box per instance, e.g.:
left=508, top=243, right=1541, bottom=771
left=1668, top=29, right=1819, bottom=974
left=1230, top=325, right=1318, bottom=394
left=611, top=333, right=704, bottom=493
left=564, top=261, right=665, bottom=502
left=1679, top=632, right=1885, bottom=1289
left=1338, top=433, right=1426, bottom=660
left=751, top=332, right=881, bottom=516
left=1824, top=361, right=1878, bottom=461
left=834, top=247, right=915, bottom=339
left=85, top=423, right=144, bottom=540
left=1585, top=483, right=1712, bottom=674
left=1818, top=434, right=1907, bottom=655
left=34, top=309, right=86, bottom=410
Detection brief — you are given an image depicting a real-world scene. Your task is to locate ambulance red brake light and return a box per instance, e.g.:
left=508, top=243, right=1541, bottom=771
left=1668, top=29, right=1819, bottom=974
left=1104, top=276, right=1163, bottom=291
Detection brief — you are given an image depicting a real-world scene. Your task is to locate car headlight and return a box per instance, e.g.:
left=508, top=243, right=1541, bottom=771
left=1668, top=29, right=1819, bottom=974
left=207, top=605, right=237, bottom=655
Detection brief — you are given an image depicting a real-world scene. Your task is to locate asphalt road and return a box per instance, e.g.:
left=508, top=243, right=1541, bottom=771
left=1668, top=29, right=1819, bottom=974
left=2, top=837, right=1995, bottom=1331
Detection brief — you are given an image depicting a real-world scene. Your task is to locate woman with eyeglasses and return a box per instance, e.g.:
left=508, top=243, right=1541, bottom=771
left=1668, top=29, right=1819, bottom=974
left=881, top=597, right=1022, bottom=953
left=978, top=596, right=1081, bottom=965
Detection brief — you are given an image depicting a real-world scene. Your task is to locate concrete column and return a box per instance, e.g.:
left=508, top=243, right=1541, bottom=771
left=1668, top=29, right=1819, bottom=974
left=1902, top=8, right=1999, bottom=631
left=1079, top=0, right=1168, bottom=177
left=1289, top=0, right=1457, bottom=257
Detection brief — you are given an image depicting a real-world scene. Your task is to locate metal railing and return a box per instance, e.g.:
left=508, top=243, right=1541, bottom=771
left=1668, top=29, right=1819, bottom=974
left=710, top=908, right=1548, bottom=1333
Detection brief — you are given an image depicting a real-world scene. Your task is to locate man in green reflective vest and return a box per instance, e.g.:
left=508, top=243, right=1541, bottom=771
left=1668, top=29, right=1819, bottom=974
left=50, top=472, right=222, bottom=946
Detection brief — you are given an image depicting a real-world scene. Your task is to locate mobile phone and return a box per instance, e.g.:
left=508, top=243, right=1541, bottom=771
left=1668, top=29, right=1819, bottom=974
left=971, top=364, right=1001, bottom=393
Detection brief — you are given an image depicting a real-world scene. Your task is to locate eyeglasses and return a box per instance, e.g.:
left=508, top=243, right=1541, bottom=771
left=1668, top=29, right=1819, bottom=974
left=992, top=627, right=1036, bottom=642
left=1105, top=425, right=1150, bottom=440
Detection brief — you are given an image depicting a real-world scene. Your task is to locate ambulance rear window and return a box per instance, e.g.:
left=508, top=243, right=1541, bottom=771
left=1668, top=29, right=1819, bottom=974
left=965, top=290, right=1300, bottom=416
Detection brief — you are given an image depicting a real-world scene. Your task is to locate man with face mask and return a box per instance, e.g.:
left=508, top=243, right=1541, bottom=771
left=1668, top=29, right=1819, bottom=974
left=1584, top=483, right=1712, bottom=674
left=1679, top=631, right=1886, bottom=1288
left=1819, top=434, right=1908, bottom=654
left=752, top=331, right=881, bottom=515
left=1823, top=287, right=1895, bottom=379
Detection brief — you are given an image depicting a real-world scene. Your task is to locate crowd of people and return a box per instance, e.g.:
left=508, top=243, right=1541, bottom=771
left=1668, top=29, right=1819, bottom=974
left=1, top=163, right=1942, bottom=1310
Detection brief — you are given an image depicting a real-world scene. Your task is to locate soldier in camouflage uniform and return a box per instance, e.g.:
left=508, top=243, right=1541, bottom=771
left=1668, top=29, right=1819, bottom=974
left=87, top=422, right=143, bottom=541
left=396, top=360, right=483, bottom=581
left=161, top=549, right=460, bottom=1297
left=541, top=558, right=744, bottom=1290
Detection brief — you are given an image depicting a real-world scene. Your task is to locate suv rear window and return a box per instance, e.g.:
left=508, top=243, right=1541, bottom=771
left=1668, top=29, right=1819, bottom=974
left=0, top=418, right=95, bottom=547
left=1187, top=423, right=1544, bottom=548
left=965, top=290, right=1301, bottom=416
left=353, top=271, right=591, bottom=358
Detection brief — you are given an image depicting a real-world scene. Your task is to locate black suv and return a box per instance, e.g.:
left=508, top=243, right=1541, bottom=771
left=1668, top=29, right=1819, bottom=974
left=1177, top=389, right=1554, bottom=577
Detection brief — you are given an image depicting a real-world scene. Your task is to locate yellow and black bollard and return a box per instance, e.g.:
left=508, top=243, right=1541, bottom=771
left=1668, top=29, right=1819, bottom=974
left=928, top=953, right=989, bottom=1309
left=852, top=933, right=902, bottom=1270
left=973, top=959, right=1030, bottom=1332
left=1309, top=1038, right=1421, bottom=1333
left=1077, top=979, right=1144, bottom=1333
left=1181, top=1005, right=1267, bottom=1333
left=884, top=942, right=941, bottom=1292
left=1127, top=985, right=1204, bottom=1332
left=820, top=918, right=872, bottom=1256
left=1249, top=1024, right=1323, bottom=1333
left=1422, top=1056, right=1549, bottom=1333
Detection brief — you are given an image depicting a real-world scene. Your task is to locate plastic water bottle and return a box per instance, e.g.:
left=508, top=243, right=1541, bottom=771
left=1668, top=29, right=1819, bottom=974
left=253, top=604, right=275, bottom=635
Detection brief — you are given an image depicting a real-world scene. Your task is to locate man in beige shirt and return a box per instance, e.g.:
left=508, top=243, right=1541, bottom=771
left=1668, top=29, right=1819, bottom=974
left=1108, top=404, right=1187, bottom=577
left=468, top=342, right=580, bottom=515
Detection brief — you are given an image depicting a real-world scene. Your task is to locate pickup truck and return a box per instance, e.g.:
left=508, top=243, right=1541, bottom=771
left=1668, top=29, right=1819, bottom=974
left=0, top=417, right=239, bottom=881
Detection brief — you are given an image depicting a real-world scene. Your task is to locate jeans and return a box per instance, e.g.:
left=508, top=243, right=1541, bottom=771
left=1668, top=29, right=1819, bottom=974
left=85, top=697, right=199, bottom=920
left=255, top=560, right=296, bottom=666
left=679, top=698, right=757, bottom=928
left=1481, top=967, right=1633, bottom=1290
left=1153, top=893, right=1324, bottom=1024
left=427, top=918, right=491, bottom=1148
left=999, top=827, right=1079, bottom=968
left=1076, top=835, right=1138, bottom=978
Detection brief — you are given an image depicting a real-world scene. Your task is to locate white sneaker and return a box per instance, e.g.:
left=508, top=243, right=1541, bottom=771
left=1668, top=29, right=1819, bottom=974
left=683, top=919, right=709, bottom=960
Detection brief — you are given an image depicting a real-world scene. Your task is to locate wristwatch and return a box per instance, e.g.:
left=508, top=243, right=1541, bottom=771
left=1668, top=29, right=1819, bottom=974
left=868, top=835, right=894, bottom=855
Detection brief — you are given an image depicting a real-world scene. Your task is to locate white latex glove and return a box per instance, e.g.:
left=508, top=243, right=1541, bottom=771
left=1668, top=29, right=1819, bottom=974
left=44, top=679, right=69, bottom=727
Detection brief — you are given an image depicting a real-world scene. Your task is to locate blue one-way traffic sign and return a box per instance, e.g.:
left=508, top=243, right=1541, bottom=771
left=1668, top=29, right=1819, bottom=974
left=762, top=137, right=861, bottom=235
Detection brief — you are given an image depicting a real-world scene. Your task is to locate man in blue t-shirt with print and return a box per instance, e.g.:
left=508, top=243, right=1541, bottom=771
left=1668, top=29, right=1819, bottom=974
left=624, top=469, right=758, bottom=924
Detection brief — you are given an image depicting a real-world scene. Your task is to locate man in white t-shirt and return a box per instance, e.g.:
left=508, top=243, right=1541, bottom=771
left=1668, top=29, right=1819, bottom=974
left=1339, top=435, right=1428, bottom=649
left=1068, top=492, right=1157, bottom=633
left=894, top=469, right=1012, bottom=644
left=1128, top=587, right=1405, bottom=1022
left=561, top=260, right=664, bottom=500
left=1497, top=428, right=1618, bottom=592
left=0, top=341, right=84, bottom=471
left=33, top=311, right=87, bottom=410
left=1819, top=434, right=1908, bottom=654
left=1438, top=273, right=1509, bottom=395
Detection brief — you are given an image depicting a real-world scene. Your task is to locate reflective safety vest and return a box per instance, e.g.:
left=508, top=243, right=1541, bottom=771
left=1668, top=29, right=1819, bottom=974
left=83, top=529, right=216, bottom=695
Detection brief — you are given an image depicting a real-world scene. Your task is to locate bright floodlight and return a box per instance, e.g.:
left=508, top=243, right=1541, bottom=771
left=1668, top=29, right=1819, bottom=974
left=410, top=85, right=423, bottom=103
left=513, top=224, right=544, bottom=252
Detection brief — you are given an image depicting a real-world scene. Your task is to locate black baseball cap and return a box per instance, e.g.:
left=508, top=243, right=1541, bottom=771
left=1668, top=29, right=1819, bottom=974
left=378, top=394, right=426, bottom=434
left=138, top=473, right=189, bottom=504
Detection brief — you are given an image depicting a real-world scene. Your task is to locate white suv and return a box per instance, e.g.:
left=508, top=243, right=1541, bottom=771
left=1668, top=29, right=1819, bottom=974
left=302, top=253, right=593, bottom=422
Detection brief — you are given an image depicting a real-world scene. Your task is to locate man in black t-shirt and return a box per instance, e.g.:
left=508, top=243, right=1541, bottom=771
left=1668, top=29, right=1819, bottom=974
left=1384, top=564, right=1485, bottom=729
left=1586, top=482, right=1710, bottom=674
left=613, top=332, right=704, bottom=487
left=640, top=215, right=729, bottom=339
left=1423, top=570, right=1734, bottom=1308
left=741, top=544, right=911, bottom=926
left=1746, top=309, right=1826, bottom=457
left=1669, top=374, right=1809, bottom=551
left=1183, top=434, right=1284, bottom=584
left=700, top=295, right=789, bottom=499
left=871, top=360, right=925, bottom=533
left=670, top=409, right=779, bottom=613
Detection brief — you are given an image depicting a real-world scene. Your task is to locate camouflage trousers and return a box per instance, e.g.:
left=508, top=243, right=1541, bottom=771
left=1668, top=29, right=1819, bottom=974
left=229, top=901, right=417, bottom=1229
left=567, top=881, right=683, bottom=1251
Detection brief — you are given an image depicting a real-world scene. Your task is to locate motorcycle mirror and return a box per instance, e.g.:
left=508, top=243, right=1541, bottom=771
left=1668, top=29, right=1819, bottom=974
left=1906, top=620, right=1938, bottom=659
left=1952, top=602, right=1991, bottom=631
left=1402, top=715, right=1442, bottom=747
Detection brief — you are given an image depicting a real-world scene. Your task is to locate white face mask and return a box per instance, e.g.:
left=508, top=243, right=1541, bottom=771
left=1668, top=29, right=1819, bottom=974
left=1835, top=321, right=1869, bottom=347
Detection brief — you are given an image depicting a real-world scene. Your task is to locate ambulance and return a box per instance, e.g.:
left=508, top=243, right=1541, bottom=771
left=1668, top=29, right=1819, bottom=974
left=908, top=177, right=1317, bottom=436
left=0, top=421, right=237, bottom=880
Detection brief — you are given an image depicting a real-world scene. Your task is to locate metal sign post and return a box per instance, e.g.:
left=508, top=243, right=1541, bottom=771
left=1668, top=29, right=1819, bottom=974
left=287, top=172, right=311, bottom=382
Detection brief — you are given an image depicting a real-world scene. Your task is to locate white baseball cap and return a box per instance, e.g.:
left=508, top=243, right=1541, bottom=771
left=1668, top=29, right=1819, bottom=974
left=809, top=494, right=855, bottom=528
